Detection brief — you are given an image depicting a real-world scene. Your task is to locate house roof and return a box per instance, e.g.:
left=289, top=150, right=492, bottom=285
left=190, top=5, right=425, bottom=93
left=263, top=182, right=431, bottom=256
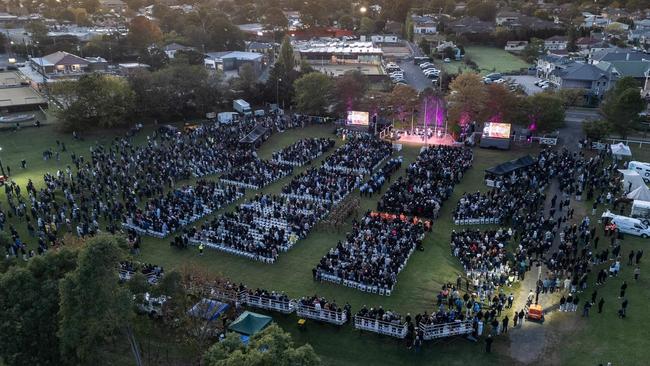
left=33, top=51, right=89, bottom=67
left=576, top=37, right=600, bottom=45
left=591, top=49, right=648, bottom=62
left=497, top=10, right=521, bottom=18
left=247, top=41, right=274, bottom=50
left=552, top=62, right=608, bottom=81
left=447, top=16, right=495, bottom=34
left=596, top=60, right=650, bottom=78
left=205, top=51, right=263, bottom=61
left=99, top=0, right=125, bottom=6
left=163, top=42, right=192, bottom=51
left=545, top=35, right=568, bottom=42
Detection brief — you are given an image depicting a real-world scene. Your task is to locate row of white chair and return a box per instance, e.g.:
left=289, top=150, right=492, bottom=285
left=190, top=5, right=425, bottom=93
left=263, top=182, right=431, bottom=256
left=454, top=217, right=502, bottom=225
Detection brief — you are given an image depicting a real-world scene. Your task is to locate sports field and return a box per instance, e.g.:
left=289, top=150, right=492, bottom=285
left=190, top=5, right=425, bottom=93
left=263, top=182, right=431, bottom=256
left=0, top=124, right=648, bottom=365
left=441, top=46, right=530, bottom=76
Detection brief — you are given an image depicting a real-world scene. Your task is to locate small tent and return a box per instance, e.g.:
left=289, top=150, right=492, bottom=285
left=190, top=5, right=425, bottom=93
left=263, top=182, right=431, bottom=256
left=228, top=311, right=272, bottom=336
left=610, top=143, right=632, bottom=159
left=485, top=155, right=536, bottom=176
left=619, top=169, right=646, bottom=193
left=627, top=185, right=650, bottom=202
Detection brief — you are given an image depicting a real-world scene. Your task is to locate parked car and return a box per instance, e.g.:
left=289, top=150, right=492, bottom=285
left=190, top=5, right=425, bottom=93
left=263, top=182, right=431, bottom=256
left=443, top=58, right=451, bottom=63
left=602, top=211, right=650, bottom=238
left=419, top=62, right=434, bottom=69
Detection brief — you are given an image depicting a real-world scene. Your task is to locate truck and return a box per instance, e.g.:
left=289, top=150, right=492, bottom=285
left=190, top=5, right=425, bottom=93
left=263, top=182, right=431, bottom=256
left=233, top=99, right=252, bottom=115
left=218, top=112, right=238, bottom=124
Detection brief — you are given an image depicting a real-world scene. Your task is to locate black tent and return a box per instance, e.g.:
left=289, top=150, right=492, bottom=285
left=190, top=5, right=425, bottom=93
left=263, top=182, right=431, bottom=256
left=485, top=155, right=536, bottom=176
left=239, top=125, right=270, bottom=144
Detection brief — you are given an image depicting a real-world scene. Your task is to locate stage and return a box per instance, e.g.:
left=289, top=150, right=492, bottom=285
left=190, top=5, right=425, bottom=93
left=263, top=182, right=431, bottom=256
left=386, top=129, right=456, bottom=146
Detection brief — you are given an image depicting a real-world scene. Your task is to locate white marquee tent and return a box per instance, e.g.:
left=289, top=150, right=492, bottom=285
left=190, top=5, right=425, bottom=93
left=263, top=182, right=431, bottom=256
left=611, top=143, right=632, bottom=159
left=618, top=169, right=646, bottom=193
left=627, top=184, right=650, bottom=201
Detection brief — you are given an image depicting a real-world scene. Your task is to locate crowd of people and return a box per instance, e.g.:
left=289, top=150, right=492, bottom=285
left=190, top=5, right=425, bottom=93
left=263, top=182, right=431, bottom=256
left=221, top=158, right=293, bottom=189
left=190, top=194, right=330, bottom=262
left=281, top=167, right=361, bottom=204
left=314, top=212, right=425, bottom=291
left=360, top=157, right=402, bottom=197
left=377, top=146, right=474, bottom=218
left=118, top=260, right=165, bottom=284
left=271, top=138, right=335, bottom=166
left=453, top=191, right=512, bottom=224
left=122, top=181, right=245, bottom=237
left=323, top=134, right=393, bottom=175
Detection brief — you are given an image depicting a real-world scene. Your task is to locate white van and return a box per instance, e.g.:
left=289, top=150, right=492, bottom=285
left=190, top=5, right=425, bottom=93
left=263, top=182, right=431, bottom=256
left=602, top=211, right=650, bottom=238
left=628, top=161, right=650, bottom=183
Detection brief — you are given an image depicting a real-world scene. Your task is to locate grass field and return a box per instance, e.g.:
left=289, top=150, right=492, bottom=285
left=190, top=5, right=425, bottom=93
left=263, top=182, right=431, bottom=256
left=440, top=46, right=530, bottom=76
left=1, top=124, right=649, bottom=365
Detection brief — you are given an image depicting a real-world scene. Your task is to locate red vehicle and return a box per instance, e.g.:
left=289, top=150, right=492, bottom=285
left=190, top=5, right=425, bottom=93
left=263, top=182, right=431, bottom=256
left=526, top=304, right=545, bottom=322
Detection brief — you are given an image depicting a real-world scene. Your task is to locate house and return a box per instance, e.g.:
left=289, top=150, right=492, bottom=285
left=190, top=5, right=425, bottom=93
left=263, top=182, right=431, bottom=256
left=629, top=29, right=650, bottom=45
left=411, top=15, right=437, bottom=34
left=642, top=68, right=650, bottom=99
left=204, top=51, right=264, bottom=77
left=447, top=16, right=495, bottom=35
left=246, top=41, right=275, bottom=54
left=548, top=62, right=613, bottom=97
left=582, top=12, right=609, bottom=28
left=590, top=48, right=648, bottom=64
left=370, top=34, right=400, bottom=44
left=595, top=60, right=650, bottom=84
left=99, top=0, right=126, bottom=13
left=30, top=51, right=92, bottom=77
left=504, top=41, right=528, bottom=52
left=536, top=53, right=572, bottom=78
left=162, top=43, right=194, bottom=59
left=118, top=63, right=149, bottom=75
left=576, top=37, right=602, bottom=50
left=496, top=10, right=521, bottom=26
left=544, top=35, right=568, bottom=51
left=636, top=19, right=650, bottom=31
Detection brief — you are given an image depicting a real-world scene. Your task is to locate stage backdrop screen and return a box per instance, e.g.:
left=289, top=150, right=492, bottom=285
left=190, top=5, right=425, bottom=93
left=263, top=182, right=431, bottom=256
left=482, top=122, right=511, bottom=139
left=347, top=111, right=369, bottom=126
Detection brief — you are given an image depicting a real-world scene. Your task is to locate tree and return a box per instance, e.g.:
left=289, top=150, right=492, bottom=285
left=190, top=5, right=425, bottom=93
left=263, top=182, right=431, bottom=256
left=0, top=248, right=78, bottom=366
left=567, top=26, right=578, bottom=52
left=301, top=1, right=327, bottom=27
left=601, top=77, right=644, bottom=138
left=447, top=73, right=487, bottom=124
left=51, top=74, right=136, bottom=131
left=204, top=324, right=320, bottom=366
left=523, top=93, right=565, bottom=132
left=128, top=16, right=163, bottom=50
left=25, top=21, right=49, bottom=43
left=418, top=38, right=431, bottom=56
left=173, top=49, right=206, bottom=65
left=338, top=15, right=353, bottom=30
left=278, top=36, right=296, bottom=73
left=359, top=17, right=375, bottom=35
left=583, top=120, right=611, bottom=140
left=262, top=7, right=288, bottom=30
left=294, top=72, right=333, bottom=115
left=558, top=88, right=585, bottom=107
left=482, top=84, right=523, bottom=123
left=521, top=38, right=544, bottom=63
left=466, top=0, right=497, bottom=21
left=333, top=70, right=368, bottom=115
left=233, top=63, right=258, bottom=96
left=58, top=235, right=133, bottom=365
left=388, top=84, right=420, bottom=126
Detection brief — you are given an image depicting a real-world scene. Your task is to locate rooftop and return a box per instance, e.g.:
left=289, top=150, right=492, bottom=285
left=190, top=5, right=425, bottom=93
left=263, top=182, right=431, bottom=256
left=552, top=62, right=608, bottom=81
left=205, top=51, right=263, bottom=61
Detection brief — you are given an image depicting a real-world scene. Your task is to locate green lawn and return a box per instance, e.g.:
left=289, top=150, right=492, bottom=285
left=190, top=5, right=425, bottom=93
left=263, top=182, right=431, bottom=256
left=1, top=124, right=649, bottom=366
left=441, top=46, right=529, bottom=76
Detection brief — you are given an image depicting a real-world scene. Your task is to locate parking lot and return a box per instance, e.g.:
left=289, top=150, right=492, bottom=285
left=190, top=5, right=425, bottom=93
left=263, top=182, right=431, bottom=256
left=505, top=75, right=544, bottom=95
left=395, top=59, right=438, bottom=91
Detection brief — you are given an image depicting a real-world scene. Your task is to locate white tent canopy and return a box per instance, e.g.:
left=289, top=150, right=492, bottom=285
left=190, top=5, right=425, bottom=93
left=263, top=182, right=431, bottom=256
left=619, top=169, right=646, bottom=193
left=627, top=184, right=650, bottom=201
left=611, top=142, right=632, bottom=157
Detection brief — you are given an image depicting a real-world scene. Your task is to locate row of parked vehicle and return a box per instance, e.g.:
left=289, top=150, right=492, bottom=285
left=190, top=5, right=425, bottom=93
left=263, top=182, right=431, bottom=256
left=417, top=61, right=440, bottom=85
left=385, top=62, right=407, bottom=85
left=534, top=79, right=552, bottom=90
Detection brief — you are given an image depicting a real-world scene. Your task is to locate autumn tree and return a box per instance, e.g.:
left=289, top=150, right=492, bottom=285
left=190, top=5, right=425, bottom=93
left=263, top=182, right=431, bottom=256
left=128, top=16, right=162, bottom=50
left=333, top=70, right=368, bottom=115
left=388, top=84, right=420, bottom=127
left=447, top=72, right=487, bottom=125
left=523, top=92, right=565, bottom=132
left=482, top=84, right=523, bottom=123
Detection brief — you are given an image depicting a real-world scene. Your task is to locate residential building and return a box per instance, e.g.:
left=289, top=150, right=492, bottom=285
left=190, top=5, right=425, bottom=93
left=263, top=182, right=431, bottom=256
left=536, top=53, right=572, bottom=78
left=636, top=19, right=650, bottom=31
left=496, top=10, right=520, bottom=26
left=590, top=48, right=648, bottom=64
left=412, top=15, right=437, bottom=34
left=548, top=62, right=613, bottom=97
left=370, top=34, right=400, bottom=44
left=246, top=41, right=274, bottom=54
left=504, top=41, right=528, bottom=52
left=595, top=60, right=650, bottom=84
left=576, top=37, right=602, bottom=50
left=29, top=51, right=108, bottom=79
left=204, top=51, right=264, bottom=77
left=447, top=17, right=495, bottom=35
left=99, top=0, right=127, bottom=13
left=544, top=35, right=568, bottom=51
left=642, top=68, right=650, bottom=99
left=162, top=43, right=194, bottom=59
left=582, top=12, right=609, bottom=28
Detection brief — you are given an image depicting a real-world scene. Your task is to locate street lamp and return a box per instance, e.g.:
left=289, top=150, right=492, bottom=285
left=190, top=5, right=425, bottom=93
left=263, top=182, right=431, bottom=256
left=276, top=77, right=282, bottom=111
left=359, top=6, right=367, bottom=14
left=0, top=147, right=5, bottom=177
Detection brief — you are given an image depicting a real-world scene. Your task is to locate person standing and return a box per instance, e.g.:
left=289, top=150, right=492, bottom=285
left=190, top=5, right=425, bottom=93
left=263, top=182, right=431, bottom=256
left=619, top=281, right=627, bottom=299
left=634, top=266, right=640, bottom=281
left=559, top=295, right=566, bottom=312
left=518, top=309, right=525, bottom=326
left=513, top=314, right=518, bottom=328
left=636, top=250, right=644, bottom=264
left=628, top=250, right=635, bottom=265
left=619, top=299, right=629, bottom=318
left=572, top=296, right=580, bottom=312
left=598, top=298, right=605, bottom=313
left=591, top=290, right=598, bottom=305
left=485, top=334, right=493, bottom=353
left=198, top=243, right=204, bottom=256
left=502, top=316, right=509, bottom=334
left=582, top=301, right=592, bottom=317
